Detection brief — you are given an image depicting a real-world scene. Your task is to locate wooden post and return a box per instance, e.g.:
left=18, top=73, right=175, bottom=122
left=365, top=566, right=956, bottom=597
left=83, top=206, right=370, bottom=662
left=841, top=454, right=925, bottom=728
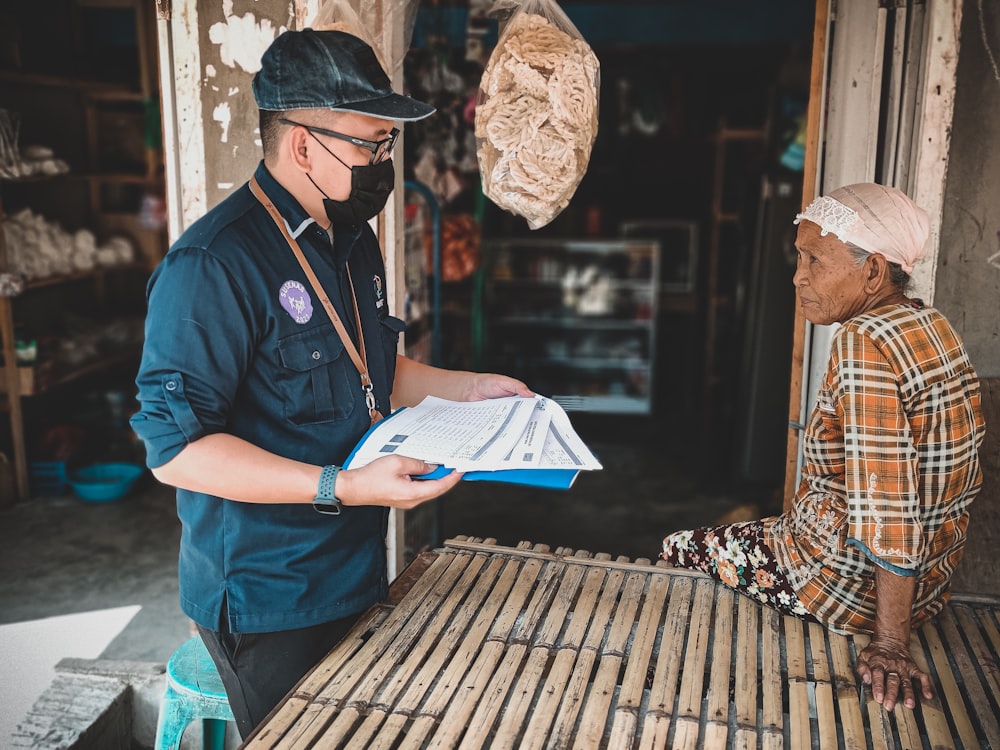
left=0, top=184, right=29, bottom=502
left=907, top=0, right=963, bottom=304
left=783, top=0, right=829, bottom=510
left=0, top=297, right=29, bottom=503
left=371, top=0, right=410, bottom=582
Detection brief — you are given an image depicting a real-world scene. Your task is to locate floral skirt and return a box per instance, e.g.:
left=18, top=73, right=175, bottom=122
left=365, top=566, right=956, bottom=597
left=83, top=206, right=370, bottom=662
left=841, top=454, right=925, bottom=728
left=661, top=520, right=815, bottom=620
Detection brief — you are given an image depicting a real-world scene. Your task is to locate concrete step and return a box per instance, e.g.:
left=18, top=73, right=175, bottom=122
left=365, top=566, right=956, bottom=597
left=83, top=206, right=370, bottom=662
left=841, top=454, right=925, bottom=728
left=9, top=657, right=170, bottom=749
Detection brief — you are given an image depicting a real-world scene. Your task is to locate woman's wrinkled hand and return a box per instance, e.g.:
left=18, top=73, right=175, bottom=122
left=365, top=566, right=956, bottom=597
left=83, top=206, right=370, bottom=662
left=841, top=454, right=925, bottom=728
left=856, top=635, right=933, bottom=710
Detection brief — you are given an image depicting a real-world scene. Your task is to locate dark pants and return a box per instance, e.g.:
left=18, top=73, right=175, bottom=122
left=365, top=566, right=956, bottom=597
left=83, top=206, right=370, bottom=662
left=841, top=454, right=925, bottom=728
left=197, top=606, right=357, bottom=739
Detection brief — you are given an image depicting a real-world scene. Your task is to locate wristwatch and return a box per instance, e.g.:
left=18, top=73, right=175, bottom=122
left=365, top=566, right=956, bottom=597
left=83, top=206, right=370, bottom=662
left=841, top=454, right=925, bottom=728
left=312, top=465, right=342, bottom=515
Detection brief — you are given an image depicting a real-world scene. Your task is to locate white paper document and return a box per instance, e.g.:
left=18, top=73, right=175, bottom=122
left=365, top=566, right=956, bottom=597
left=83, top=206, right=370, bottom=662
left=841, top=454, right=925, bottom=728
left=346, top=395, right=602, bottom=474
left=494, top=396, right=552, bottom=469
left=537, top=400, right=601, bottom=469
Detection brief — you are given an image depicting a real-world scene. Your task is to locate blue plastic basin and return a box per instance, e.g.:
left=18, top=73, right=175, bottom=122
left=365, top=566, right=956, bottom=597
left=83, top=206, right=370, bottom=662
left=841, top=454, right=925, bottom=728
left=68, top=463, right=145, bottom=503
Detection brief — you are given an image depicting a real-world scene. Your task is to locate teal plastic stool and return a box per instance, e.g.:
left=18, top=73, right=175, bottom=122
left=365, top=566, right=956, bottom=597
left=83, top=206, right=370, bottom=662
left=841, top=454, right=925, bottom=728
left=154, top=636, right=235, bottom=750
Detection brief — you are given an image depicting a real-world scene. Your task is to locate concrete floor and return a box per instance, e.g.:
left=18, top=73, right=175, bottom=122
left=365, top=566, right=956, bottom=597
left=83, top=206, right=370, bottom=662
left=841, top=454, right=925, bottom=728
left=0, top=478, right=190, bottom=665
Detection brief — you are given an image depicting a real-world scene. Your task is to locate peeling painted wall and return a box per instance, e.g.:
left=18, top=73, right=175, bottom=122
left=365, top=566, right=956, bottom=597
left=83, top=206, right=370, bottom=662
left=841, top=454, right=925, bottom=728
left=161, top=0, right=417, bottom=228
left=197, top=0, right=290, bottom=208
left=937, top=0, right=1000, bottom=376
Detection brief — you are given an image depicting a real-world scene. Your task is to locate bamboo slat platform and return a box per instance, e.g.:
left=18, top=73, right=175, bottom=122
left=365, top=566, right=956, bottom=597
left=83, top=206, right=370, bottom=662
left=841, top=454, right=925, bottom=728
left=244, top=537, right=1000, bottom=749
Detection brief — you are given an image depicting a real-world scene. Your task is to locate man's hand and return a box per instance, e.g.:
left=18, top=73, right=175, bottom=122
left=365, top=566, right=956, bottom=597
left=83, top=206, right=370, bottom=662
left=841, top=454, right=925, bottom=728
left=856, top=635, right=933, bottom=710
left=336, top=455, right=463, bottom=510
left=464, top=373, right=534, bottom=401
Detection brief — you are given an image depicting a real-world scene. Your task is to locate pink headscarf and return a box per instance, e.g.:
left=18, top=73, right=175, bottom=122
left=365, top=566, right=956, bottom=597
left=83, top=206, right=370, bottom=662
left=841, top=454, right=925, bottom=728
left=793, top=183, right=930, bottom=273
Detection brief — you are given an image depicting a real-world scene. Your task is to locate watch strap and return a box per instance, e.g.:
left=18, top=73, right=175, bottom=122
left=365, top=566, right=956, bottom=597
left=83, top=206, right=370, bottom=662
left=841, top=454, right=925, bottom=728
left=313, top=465, right=342, bottom=515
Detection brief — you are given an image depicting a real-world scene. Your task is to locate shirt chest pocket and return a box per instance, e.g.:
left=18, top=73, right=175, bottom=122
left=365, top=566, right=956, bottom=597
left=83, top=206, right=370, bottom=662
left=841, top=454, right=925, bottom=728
left=277, top=327, right=355, bottom=425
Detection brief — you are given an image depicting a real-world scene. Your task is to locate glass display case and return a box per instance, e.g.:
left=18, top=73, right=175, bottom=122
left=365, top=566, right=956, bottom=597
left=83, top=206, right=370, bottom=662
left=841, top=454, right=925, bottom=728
left=479, top=239, right=659, bottom=414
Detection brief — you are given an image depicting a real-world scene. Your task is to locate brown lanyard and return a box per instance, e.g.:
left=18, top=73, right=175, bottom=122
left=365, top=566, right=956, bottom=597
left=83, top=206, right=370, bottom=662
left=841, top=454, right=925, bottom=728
left=249, top=176, right=383, bottom=425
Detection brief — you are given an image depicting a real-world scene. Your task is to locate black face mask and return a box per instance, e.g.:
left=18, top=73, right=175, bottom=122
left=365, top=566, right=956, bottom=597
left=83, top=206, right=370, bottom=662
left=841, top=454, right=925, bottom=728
left=317, top=159, right=395, bottom=226
left=306, top=131, right=395, bottom=226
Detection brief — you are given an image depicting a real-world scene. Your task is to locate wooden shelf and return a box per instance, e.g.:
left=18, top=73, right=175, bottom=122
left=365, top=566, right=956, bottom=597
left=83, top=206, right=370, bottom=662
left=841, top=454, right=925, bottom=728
left=712, top=128, right=768, bottom=141
left=490, top=278, right=655, bottom=292
left=81, top=88, right=146, bottom=103
left=492, top=316, right=653, bottom=330
left=0, top=0, right=160, bottom=505
left=0, top=70, right=143, bottom=97
left=74, top=0, right=144, bottom=9
left=1, top=171, right=149, bottom=187
left=0, top=173, right=69, bottom=186
left=34, top=344, right=143, bottom=396
left=24, top=263, right=148, bottom=291
left=702, top=114, right=770, bottom=456
left=658, top=293, right=698, bottom=314
left=481, top=239, right=659, bottom=416
left=0, top=342, right=142, bottom=401
left=515, top=356, right=650, bottom=371
left=551, top=393, right=652, bottom=414
left=75, top=172, right=149, bottom=183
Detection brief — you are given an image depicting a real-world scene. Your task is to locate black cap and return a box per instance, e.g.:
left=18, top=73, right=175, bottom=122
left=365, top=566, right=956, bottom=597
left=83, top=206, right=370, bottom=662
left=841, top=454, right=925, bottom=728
left=252, top=29, right=435, bottom=122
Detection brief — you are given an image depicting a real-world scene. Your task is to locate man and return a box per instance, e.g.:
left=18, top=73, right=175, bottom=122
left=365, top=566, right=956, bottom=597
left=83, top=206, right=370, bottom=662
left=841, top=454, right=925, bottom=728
left=130, top=29, right=531, bottom=738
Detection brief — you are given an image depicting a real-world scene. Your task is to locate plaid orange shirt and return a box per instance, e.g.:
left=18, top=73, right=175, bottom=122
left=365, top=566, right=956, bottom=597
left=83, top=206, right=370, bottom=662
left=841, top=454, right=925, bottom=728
left=765, top=303, right=985, bottom=634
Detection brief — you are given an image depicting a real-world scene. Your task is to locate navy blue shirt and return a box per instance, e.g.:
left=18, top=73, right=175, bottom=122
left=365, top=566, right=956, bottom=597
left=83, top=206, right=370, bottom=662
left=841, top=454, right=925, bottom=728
left=130, top=162, right=405, bottom=633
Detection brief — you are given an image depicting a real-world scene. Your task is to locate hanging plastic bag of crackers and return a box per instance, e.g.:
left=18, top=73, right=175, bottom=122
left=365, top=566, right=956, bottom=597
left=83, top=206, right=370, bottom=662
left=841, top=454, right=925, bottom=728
left=309, top=0, right=389, bottom=71
left=475, top=0, right=600, bottom=230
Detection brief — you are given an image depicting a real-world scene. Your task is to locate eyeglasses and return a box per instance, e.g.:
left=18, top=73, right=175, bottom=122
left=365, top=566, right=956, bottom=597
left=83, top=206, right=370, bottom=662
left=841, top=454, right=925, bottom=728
left=280, top=118, right=399, bottom=165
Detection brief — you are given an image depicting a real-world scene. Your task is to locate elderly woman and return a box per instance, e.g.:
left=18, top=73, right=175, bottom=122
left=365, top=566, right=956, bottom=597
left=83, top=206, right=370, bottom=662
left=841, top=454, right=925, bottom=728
left=662, top=183, right=985, bottom=712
